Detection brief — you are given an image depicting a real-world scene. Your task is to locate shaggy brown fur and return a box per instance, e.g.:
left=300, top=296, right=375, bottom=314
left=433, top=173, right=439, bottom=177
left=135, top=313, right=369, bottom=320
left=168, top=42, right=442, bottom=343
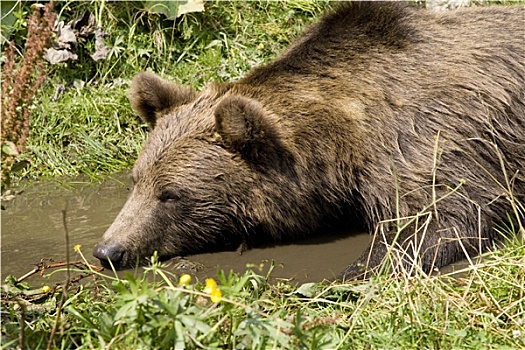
left=94, top=2, right=525, bottom=279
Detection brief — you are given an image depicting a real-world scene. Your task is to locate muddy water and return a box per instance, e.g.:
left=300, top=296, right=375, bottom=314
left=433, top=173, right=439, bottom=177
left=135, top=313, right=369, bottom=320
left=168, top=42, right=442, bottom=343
left=1, top=173, right=371, bottom=285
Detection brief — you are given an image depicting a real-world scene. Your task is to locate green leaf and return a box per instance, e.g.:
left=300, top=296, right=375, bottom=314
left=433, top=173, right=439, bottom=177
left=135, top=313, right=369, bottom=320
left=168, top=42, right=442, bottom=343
left=295, top=282, right=319, bottom=298
left=10, top=160, right=30, bottom=173
left=143, top=0, right=204, bottom=20
left=67, top=306, right=96, bottom=328
left=2, top=141, right=19, bottom=156
left=174, top=320, right=186, bottom=349
left=179, top=315, right=211, bottom=334
left=3, top=275, right=31, bottom=292
left=0, top=1, right=19, bottom=36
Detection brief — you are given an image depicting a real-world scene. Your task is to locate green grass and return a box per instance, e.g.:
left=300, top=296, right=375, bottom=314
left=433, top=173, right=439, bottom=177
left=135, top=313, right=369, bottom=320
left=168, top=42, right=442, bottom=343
left=25, top=83, right=143, bottom=179
left=7, top=0, right=327, bottom=183
left=2, top=234, right=524, bottom=349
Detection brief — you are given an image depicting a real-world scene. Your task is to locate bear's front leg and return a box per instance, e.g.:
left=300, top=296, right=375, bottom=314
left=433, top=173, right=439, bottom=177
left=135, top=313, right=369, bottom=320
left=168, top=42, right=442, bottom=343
left=339, top=213, right=492, bottom=280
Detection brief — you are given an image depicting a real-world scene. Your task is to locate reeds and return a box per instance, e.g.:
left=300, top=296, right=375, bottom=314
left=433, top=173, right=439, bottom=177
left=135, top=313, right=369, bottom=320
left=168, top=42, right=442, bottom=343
left=1, top=2, right=56, bottom=185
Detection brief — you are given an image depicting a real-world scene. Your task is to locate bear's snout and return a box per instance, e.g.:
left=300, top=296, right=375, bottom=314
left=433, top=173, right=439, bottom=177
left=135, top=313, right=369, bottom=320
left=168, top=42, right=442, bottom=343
left=93, top=242, right=128, bottom=269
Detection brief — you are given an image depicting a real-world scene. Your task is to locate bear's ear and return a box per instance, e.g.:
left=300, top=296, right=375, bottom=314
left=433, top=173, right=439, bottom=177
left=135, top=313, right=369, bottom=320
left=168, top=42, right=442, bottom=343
left=128, top=72, right=196, bottom=128
left=215, top=95, right=292, bottom=170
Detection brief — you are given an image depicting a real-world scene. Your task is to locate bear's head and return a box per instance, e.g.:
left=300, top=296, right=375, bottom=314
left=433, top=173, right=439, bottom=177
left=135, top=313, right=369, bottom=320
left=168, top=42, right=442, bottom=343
left=93, top=72, right=309, bottom=269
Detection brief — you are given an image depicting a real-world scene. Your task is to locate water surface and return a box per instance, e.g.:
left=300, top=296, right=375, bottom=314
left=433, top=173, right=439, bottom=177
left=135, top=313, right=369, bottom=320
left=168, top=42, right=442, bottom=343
left=1, top=173, right=371, bottom=285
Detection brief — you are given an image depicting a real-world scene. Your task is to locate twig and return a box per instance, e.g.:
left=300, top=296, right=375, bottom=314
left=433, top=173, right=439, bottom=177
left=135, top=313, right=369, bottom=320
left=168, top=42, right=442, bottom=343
left=16, top=266, right=40, bottom=284
left=46, top=206, right=70, bottom=350
left=16, top=260, right=103, bottom=283
left=15, top=297, right=26, bottom=350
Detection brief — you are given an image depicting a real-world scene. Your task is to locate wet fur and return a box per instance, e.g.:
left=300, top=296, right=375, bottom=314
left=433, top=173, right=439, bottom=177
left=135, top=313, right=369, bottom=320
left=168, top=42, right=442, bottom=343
left=96, top=2, right=525, bottom=278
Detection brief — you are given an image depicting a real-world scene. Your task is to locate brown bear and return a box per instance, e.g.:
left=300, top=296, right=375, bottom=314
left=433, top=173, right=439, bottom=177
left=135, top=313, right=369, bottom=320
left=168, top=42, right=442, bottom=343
left=93, top=2, right=525, bottom=279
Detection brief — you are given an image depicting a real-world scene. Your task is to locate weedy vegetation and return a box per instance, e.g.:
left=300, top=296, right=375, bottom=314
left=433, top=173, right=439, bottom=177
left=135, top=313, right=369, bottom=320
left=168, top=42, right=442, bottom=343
left=1, top=1, right=524, bottom=349
left=1, top=230, right=524, bottom=349
left=1, top=0, right=326, bottom=186
left=1, top=2, right=56, bottom=188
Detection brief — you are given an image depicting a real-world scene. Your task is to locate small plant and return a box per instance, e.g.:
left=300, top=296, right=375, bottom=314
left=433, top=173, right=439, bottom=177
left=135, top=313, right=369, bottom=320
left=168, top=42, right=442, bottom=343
left=1, top=1, right=56, bottom=189
left=2, top=235, right=525, bottom=349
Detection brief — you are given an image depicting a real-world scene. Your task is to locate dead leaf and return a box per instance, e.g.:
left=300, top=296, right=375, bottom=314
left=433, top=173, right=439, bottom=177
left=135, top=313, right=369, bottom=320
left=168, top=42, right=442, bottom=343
left=44, top=48, right=78, bottom=64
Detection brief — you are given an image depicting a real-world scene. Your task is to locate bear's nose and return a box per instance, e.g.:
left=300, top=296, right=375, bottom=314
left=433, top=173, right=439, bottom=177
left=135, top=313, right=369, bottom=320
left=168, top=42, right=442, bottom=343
left=93, top=243, right=126, bottom=268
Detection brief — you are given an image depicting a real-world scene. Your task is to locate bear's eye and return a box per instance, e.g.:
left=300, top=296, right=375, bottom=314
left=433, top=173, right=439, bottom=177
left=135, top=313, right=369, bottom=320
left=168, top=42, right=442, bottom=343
left=158, top=189, right=182, bottom=203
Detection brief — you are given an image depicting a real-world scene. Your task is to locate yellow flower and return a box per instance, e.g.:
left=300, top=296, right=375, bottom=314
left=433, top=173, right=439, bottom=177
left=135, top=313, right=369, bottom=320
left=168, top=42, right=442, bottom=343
left=42, top=285, right=51, bottom=293
left=204, top=278, right=222, bottom=303
left=204, top=278, right=217, bottom=294
left=73, top=244, right=82, bottom=252
left=178, top=274, right=192, bottom=286
left=257, top=43, right=265, bottom=50
left=210, top=288, right=222, bottom=303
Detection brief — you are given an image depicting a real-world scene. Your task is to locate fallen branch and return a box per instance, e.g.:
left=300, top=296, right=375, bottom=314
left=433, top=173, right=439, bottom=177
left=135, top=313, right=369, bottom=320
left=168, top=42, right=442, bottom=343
left=16, top=259, right=103, bottom=284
